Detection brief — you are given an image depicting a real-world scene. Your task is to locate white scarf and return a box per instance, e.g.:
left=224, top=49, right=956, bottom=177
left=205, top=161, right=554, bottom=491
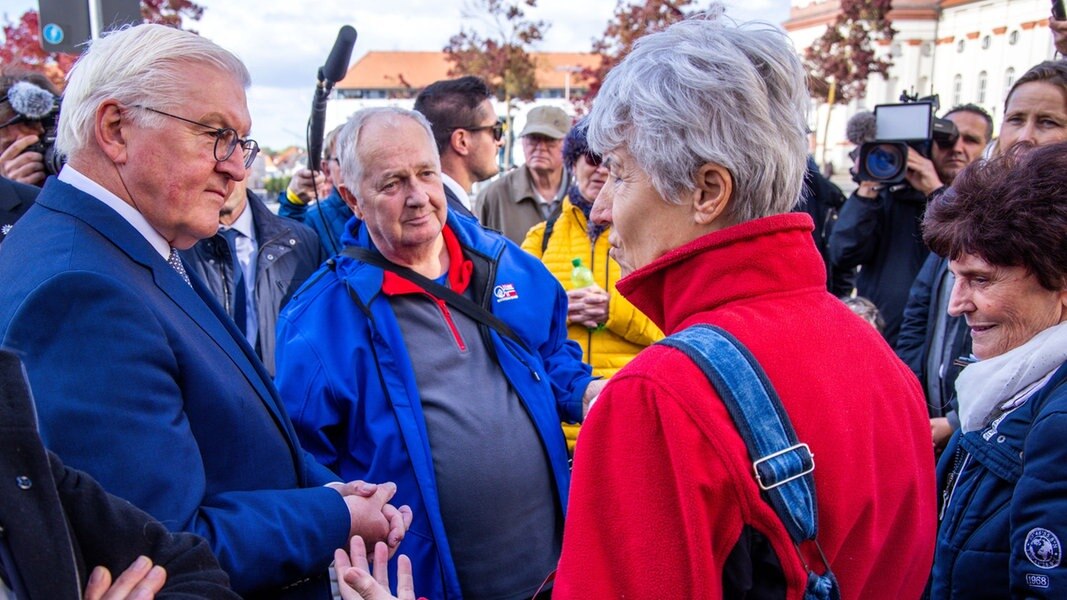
left=954, top=321, right=1067, bottom=433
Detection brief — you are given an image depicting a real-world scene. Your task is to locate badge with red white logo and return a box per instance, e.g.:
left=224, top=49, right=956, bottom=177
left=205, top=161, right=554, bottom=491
left=493, top=283, right=519, bottom=302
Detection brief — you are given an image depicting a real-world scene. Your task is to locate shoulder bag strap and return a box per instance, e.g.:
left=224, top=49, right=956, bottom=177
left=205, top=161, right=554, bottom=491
left=340, top=246, right=530, bottom=353
left=657, top=323, right=839, bottom=600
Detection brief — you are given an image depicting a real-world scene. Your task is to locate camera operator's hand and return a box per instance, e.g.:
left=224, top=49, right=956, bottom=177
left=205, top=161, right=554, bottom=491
left=904, top=148, right=944, bottom=197
left=286, top=168, right=329, bottom=205
left=855, top=181, right=881, bottom=200
left=0, top=134, right=46, bottom=186
left=1052, top=15, right=1067, bottom=55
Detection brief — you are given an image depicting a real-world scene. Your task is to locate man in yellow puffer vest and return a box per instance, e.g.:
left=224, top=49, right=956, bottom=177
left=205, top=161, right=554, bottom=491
left=522, top=117, right=663, bottom=452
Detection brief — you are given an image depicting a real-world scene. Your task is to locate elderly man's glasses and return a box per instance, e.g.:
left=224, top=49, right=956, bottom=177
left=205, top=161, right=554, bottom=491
left=135, top=106, right=260, bottom=169
left=454, top=122, right=504, bottom=142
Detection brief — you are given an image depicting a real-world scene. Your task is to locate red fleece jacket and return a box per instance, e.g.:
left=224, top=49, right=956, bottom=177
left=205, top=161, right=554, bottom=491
left=555, top=213, right=936, bottom=599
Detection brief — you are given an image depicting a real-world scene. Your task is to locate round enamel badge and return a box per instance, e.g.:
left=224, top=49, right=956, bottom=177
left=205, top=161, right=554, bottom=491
left=1025, top=528, right=1062, bottom=569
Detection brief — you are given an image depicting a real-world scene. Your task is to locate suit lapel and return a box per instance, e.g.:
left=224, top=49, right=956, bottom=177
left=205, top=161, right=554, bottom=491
left=36, top=180, right=301, bottom=453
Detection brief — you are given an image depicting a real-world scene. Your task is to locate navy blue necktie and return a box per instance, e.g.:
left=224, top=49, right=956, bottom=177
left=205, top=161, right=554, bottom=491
left=218, top=228, right=247, bottom=336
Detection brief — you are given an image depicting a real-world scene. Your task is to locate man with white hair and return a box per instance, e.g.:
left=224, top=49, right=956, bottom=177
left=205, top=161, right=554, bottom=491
left=275, top=106, right=602, bottom=600
left=0, top=24, right=409, bottom=598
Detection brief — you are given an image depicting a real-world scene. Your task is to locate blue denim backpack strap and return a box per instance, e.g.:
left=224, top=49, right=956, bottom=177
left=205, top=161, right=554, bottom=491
left=657, top=324, right=840, bottom=600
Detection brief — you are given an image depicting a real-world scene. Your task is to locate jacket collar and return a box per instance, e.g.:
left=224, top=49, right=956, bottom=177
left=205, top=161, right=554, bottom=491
left=617, top=213, right=826, bottom=335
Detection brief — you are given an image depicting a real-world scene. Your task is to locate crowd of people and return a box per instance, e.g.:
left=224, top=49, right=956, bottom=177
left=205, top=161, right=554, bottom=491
left=1, top=4, right=1066, bottom=600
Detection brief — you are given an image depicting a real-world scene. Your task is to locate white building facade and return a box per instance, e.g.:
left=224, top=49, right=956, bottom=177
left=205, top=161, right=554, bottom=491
left=786, top=0, right=1059, bottom=170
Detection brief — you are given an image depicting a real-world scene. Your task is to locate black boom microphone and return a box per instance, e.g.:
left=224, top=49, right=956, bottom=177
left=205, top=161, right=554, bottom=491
left=307, top=25, right=357, bottom=172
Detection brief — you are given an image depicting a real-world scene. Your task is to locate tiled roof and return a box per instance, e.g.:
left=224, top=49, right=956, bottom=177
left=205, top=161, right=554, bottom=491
left=336, top=51, right=601, bottom=91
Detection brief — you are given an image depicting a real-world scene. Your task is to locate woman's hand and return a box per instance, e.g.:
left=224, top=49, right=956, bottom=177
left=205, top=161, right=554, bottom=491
left=336, top=536, right=417, bottom=600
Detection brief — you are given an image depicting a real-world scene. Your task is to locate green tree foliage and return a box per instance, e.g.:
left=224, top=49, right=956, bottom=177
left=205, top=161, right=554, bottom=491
left=804, top=0, right=896, bottom=104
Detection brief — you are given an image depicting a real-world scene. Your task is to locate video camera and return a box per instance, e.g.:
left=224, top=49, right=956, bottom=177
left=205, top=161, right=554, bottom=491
left=3, top=80, right=65, bottom=176
left=856, top=93, right=959, bottom=184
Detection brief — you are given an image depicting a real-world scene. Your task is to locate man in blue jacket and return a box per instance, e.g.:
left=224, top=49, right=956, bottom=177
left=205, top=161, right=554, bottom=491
left=275, top=107, right=602, bottom=600
left=0, top=24, right=409, bottom=598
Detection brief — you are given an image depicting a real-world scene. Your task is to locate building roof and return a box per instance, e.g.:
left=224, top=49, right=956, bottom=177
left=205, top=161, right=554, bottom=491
left=336, top=51, right=601, bottom=91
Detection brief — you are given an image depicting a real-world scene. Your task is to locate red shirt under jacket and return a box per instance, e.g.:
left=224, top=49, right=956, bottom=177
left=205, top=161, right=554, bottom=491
left=555, top=213, right=936, bottom=599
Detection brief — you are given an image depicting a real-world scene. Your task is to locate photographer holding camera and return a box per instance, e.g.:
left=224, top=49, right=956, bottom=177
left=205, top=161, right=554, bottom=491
left=830, top=103, right=992, bottom=346
left=0, top=72, right=61, bottom=187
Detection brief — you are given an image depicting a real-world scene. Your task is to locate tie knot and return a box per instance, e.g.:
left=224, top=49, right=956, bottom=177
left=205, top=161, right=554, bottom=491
left=219, top=227, right=242, bottom=243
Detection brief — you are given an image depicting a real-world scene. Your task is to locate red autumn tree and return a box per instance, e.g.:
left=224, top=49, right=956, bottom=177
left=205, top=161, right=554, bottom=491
left=804, top=0, right=896, bottom=104
left=444, top=0, right=549, bottom=165
left=0, top=1, right=204, bottom=89
left=582, top=0, right=699, bottom=102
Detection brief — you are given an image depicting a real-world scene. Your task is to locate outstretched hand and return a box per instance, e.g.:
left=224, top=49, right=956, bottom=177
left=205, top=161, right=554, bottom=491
left=336, top=536, right=417, bottom=600
left=84, top=556, right=166, bottom=600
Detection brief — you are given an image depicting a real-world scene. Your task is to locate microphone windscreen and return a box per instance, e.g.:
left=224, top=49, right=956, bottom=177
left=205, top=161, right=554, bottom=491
left=7, top=81, right=56, bottom=120
left=846, top=111, right=877, bottom=145
left=322, top=26, right=357, bottom=84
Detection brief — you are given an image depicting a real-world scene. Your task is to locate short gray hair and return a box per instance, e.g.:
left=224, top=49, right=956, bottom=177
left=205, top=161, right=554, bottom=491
left=56, top=24, right=250, bottom=156
left=587, top=6, right=809, bottom=223
left=335, top=107, right=440, bottom=193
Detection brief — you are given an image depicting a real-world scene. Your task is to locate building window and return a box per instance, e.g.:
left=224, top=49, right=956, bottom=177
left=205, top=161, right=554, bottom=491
left=918, top=76, right=929, bottom=96
left=981, top=35, right=991, bottom=49
left=1006, top=67, right=1017, bottom=93
left=953, top=74, right=963, bottom=106
left=977, top=71, right=988, bottom=104
left=891, top=42, right=903, bottom=57
left=886, top=77, right=898, bottom=103
left=957, top=39, right=966, bottom=53
left=1009, top=30, right=1020, bottom=45
left=921, top=42, right=933, bottom=57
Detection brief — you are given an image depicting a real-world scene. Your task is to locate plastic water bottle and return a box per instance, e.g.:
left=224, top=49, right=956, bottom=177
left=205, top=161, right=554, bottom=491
left=571, top=258, right=595, bottom=289
left=570, top=258, right=604, bottom=331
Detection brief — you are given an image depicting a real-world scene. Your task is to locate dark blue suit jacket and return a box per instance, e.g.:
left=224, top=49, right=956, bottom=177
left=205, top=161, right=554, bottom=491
left=0, top=176, right=39, bottom=244
left=0, top=177, right=348, bottom=598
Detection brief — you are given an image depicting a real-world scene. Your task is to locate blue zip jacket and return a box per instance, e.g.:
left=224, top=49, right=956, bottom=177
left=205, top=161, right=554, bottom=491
left=274, top=210, right=591, bottom=600
left=931, top=361, right=1067, bottom=599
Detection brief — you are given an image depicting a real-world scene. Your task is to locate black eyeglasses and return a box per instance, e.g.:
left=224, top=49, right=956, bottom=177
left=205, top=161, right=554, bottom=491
left=134, top=105, right=260, bottom=169
left=454, top=122, right=504, bottom=142
left=583, top=151, right=603, bottom=167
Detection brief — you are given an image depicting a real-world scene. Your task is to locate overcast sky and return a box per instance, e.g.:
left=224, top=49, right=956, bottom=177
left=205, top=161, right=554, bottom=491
left=3, top=0, right=791, bottom=150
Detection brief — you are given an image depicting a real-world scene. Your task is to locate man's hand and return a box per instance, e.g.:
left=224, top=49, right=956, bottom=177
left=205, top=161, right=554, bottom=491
left=331, top=481, right=413, bottom=557
left=904, top=149, right=944, bottom=197
left=0, top=134, right=46, bottom=185
left=583, top=378, right=608, bottom=417
left=854, top=180, right=881, bottom=200
left=566, top=285, right=609, bottom=329
left=84, top=556, right=167, bottom=600
left=286, top=168, right=329, bottom=204
left=1052, top=15, right=1067, bottom=55
left=336, top=536, right=416, bottom=600
left=930, top=417, right=954, bottom=451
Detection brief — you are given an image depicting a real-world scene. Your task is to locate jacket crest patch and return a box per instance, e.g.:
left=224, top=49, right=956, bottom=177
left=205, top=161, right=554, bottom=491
left=493, top=283, right=519, bottom=302
left=1025, top=528, right=1062, bottom=569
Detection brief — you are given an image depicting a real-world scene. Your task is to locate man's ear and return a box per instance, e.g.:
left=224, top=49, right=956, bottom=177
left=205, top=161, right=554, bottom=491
left=449, top=129, right=470, bottom=157
left=691, top=162, right=733, bottom=226
left=95, top=101, right=128, bottom=164
left=338, top=184, right=363, bottom=218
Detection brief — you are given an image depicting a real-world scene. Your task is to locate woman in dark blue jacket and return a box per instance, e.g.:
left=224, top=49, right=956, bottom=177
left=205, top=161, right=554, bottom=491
left=924, top=141, right=1067, bottom=599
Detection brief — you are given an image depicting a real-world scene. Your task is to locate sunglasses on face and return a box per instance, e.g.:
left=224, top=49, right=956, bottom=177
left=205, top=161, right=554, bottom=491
left=583, top=151, right=603, bottom=167
left=454, top=122, right=504, bottom=142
